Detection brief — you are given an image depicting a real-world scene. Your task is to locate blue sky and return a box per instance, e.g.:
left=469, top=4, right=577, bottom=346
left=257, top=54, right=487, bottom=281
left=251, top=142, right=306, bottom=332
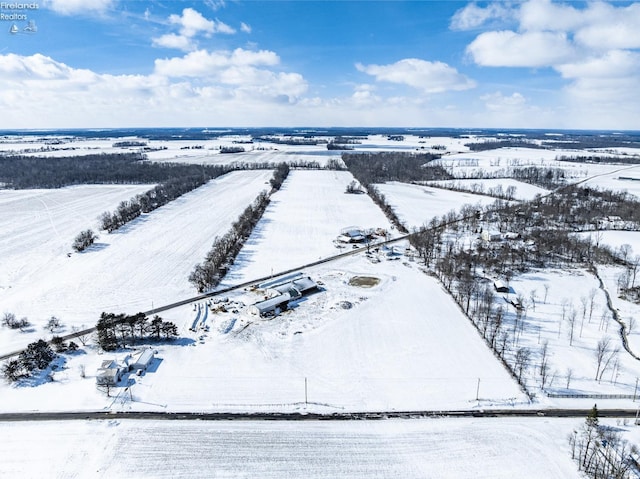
left=1, top=0, right=639, bottom=129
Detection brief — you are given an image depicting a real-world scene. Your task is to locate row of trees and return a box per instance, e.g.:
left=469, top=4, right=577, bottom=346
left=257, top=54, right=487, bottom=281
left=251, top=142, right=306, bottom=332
left=97, top=312, right=178, bottom=351
left=98, top=174, right=221, bottom=233
left=189, top=191, right=271, bottom=292
left=2, top=340, right=55, bottom=382
left=189, top=166, right=289, bottom=292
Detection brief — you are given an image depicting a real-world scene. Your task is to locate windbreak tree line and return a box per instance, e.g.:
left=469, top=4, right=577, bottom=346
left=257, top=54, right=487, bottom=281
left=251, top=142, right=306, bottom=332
left=98, top=174, right=216, bottom=233
left=97, top=312, right=178, bottom=351
left=189, top=164, right=289, bottom=293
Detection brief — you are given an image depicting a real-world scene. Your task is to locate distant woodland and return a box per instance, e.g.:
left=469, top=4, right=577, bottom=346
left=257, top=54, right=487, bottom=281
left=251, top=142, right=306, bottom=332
left=0, top=153, right=229, bottom=189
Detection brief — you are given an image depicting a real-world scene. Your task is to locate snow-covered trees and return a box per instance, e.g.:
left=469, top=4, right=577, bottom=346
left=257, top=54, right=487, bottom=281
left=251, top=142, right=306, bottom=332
left=2, top=340, right=55, bottom=383
left=72, top=229, right=97, bottom=252
left=96, top=312, right=178, bottom=351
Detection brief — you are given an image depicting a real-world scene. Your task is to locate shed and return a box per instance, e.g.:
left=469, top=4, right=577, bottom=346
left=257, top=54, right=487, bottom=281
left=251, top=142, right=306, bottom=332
left=248, top=292, right=292, bottom=317
left=270, top=276, right=318, bottom=297
left=493, top=280, right=510, bottom=293
left=129, top=348, right=155, bottom=371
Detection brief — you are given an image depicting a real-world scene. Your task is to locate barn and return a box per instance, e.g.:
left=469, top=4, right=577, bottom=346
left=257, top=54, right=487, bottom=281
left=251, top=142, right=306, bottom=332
left=269, top=276, right=318, bottom=298
left=248, top=292, right=293, bottom=317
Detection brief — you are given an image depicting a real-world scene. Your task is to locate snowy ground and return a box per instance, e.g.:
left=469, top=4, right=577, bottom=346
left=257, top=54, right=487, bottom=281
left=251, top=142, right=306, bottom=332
left=374, top=181, right=498, bottom=229
left=581, top=164, right=640, bottom=198
left=0, top=184, right=151, bottom=290
left=500, top=268, right=640, bottom=404
left=3, top=134, right=640, bottom=477
left=435, top=147, right=635, bottom=182
left=0, top=417, right=583, bottom=479
left=426, top=178, right=549, bottom=201
left=0, top=170, right=272, bottom=353
left=221, top=169, right=397, bottom=286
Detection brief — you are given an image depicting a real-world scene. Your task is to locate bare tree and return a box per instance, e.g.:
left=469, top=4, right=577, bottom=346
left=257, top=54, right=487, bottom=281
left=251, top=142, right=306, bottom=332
left=565, top=368, right=573, bottom=389
left=594, top=337, right=620, bottom=382
left=543, top=283, right=550, bottom=304
left=514, top=347, right=531, bottom=382
left=587, top=288, right=597, bottom=324
left=529, top=289, right=538, bottom=311
left=568, top=306, right=577, bottom=346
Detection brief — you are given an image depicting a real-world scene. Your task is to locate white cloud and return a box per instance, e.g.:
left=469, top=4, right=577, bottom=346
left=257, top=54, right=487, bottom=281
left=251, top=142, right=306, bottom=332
left=467, top=30, right=575, bottom=67
left=169, top=8, right=216, bottom=37
left=44, top=0, right=114, bottom=15
left=155, top=48, right=280, bottom=78
left=152, top=34, right=194, bottom=52
left=450, top=2, right=514, bottom=31
left=153, top=8, right=235, bottom=51
left=481, top=91, right=526, bottom=112
left=356, top=58, right=476, bottom=93
left=240, top=22, right=252, bottom=34
left=0, top=52, right=311, bottom=127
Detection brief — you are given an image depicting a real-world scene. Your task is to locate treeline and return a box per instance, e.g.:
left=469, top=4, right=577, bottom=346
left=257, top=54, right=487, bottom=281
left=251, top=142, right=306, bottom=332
left=189, top=191, right=271, bottom=292
left=189, top=165, right=289, bottom=292
left=367, top=185, right=408, bottom=234
left=97, top=312, right=178, bottom=351
left=342, top=151, right=448, bottom=185
left=557, top=155, right=640, bottom=165
left=0, top=153, right=231, bottom=189
left=98, top=174, right=221, bottom=233
left=465, top=139, right=546, bottom=151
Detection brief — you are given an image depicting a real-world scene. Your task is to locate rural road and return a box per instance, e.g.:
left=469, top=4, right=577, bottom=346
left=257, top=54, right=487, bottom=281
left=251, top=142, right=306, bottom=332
left=0, top=408, right=638, bottom=422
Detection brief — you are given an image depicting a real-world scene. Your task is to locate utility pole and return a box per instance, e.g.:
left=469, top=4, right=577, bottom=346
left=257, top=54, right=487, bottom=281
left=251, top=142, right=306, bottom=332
left=475, top=378, right=481, bottom=401
left=304, top=377, right=308, bottom=406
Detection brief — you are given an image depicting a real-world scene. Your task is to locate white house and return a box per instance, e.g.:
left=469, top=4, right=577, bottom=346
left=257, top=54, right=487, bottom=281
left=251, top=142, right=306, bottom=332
left=96, top=359, right=125, bottom=386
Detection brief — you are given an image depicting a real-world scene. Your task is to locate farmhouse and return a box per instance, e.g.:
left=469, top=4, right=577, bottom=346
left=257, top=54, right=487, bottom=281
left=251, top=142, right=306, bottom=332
left=96, top=359, right=125, bottom=386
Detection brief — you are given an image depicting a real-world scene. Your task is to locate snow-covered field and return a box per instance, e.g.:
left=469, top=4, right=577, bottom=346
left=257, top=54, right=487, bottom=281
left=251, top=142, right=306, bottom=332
left=0, top=170, right=272, bottom=353
left=222, top=169, right=397, bottom=285
left=374, top=181, right=498, bottom=229
left=427, top=178, right=549, bottom=201
left=581, top=164, right=640, bottom=198
left=436, top=147, right=635, bottom=182
left=0, top=417, right=583, bottom=479
left=4, top=133, right=640, bottom=477
left=0, top=184, right=151, bottom=289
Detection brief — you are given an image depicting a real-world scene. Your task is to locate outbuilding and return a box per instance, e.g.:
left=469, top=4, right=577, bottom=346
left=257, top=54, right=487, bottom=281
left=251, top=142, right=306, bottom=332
left=248, top=292, right=293, bottom=317
left=129, top=348, right=155, bottom=371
